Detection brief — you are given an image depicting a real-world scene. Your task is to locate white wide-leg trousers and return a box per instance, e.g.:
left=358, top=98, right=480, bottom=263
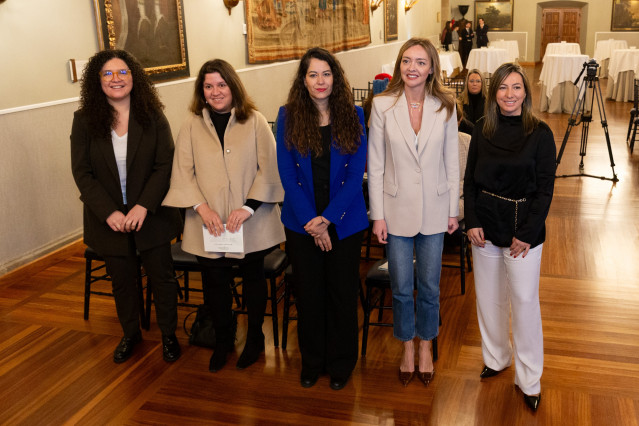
left=472, top=241, right=544, bottom=395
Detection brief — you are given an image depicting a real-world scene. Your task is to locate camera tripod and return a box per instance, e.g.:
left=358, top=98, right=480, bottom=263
left=555, top=60, right=618, bottom=182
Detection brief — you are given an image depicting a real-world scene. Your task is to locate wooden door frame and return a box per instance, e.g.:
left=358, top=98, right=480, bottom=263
left=540, top=6, right=583, bottom=61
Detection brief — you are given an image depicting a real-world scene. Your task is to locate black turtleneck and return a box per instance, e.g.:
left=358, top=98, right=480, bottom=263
left=463, top=92, right=485, bottom=125
left=463, top=113, right=556, bottom=248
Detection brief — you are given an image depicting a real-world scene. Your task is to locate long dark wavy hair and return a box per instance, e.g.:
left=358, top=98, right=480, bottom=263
left=482, top=62, right=539, bottom=139
left=78, top=50, right=163, bottom=138
left=381, top=38, right=455, bottom=120
left=284, top=47, right=362, bottom=157
left=189, top=59, right=256, bottom=123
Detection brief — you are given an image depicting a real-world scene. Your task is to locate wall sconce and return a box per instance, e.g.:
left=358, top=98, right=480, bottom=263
left=223, top=0, right=239, bottom=15
left=404, top=0, right=422, bottom=12
left=370, top=0, right=384, bottom=12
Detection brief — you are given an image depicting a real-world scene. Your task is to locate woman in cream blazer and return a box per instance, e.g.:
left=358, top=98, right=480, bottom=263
left=367, top=38, right=459, bottom=387
left=163, top=59, right=284, bottom=373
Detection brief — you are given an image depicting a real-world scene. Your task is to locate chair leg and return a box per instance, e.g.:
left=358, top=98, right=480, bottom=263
left=377, top=289, right=386, bottom=322
left=432, top=336, right=438, bottom=362
left=627, top=109, right=636, bottom=141
left=631, top=118, right=639, bottom=154
left=269, top=276, right=279, bottom=348
left=84, top=258, right=92, bottom=320
left=183, top=270, right=190, bottom=302
left=282, top=278, right=291, bottom=350
left=361, top=285, right=372, bottom=357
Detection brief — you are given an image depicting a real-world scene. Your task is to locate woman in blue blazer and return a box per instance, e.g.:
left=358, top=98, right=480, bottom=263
left=277, top=47, right=368, bottom=391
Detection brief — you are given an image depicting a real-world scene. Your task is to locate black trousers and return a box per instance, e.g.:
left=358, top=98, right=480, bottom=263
left=103, top=239, right=178, bottom=338
left=285, top=227, right=364, bottom=377
left=461, top=41, right=473, bottom=67
left=197, top=250, right=270, bottom=345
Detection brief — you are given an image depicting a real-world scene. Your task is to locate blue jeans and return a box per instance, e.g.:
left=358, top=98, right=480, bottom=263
left=387, top=232, right=444, bottom=341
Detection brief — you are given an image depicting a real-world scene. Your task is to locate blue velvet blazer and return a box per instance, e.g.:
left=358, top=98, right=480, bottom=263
left=276, top=105, right=368, bottom=240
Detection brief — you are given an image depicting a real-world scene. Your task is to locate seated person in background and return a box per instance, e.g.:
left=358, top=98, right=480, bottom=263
left=458, top=69, right=486, bottom=125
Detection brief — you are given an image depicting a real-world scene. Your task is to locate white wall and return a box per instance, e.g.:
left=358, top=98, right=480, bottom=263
left=0, top=0, right=439, bottom=274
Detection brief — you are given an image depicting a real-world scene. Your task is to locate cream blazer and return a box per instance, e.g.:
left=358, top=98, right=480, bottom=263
left=367, top=92, right=459, bottom=237
left=163, top=108, right=285, bottom=259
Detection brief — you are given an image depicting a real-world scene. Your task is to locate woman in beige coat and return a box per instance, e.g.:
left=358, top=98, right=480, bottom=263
left=163, top=59, right=285, bottom=372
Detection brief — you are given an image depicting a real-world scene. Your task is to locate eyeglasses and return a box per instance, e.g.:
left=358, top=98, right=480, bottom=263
left=100, top=69, right=132, bottom=81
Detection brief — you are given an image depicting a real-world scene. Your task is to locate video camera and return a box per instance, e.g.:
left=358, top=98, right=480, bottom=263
left=583, top=59, right=599, bottom=78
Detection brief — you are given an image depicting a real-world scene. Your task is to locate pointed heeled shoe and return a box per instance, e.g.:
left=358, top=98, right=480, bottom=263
left=399, top=369, right=416, bottom=386
left=523, top=394, right=541, bottom=412
left=416, top=369, right=435, bottom=386
left=479, top=365, right=504, bottom=378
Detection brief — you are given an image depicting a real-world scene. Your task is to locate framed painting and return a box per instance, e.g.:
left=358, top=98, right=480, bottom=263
left=385, top=0, right=398, bottom=42
left=94, top=0, right=189, bottom=81
left=611, top=0, right=639, bottom=31
left=475, top=0, right=513, bottom=32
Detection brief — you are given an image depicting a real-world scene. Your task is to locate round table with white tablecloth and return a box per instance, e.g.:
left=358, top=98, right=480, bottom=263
left=594, top=39, right=628, bottom=77
left=489, top=40, right=519, bottom=63
left=466, top=47, right=509, bottom=75
left=538, top=54, right=589, bottom=113
left=607, top=48, right=639, bottom=102
left=438, top=51, right=463, bottom=77
left=542, top=42, right=581, bottom=62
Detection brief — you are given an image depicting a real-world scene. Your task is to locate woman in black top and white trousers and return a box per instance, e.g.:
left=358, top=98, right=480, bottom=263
left=464, top=63, right=556, bottom=412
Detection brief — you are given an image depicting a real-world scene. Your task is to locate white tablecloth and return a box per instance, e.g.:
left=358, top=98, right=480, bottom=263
left=594, top=40, right=629, bottom=77
left=439, top=51, right=462, bottom=77
left=543, top=42, right=581, bottom=61
left=607, top=49, right=639, bottom=101
left=466, top=48, right=509, bottom=74
left=538, top=54, right=589, bottom=113
left=489, top=40, right=519, bottom=62
left=608, top=48, right=639, bottom=82
left=594, top=39, right=629, bottom=62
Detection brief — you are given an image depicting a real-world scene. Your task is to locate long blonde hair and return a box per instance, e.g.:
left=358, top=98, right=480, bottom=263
left=459, top=69, right=487, bottom=105
left=381, top=38, right=455, bottom=120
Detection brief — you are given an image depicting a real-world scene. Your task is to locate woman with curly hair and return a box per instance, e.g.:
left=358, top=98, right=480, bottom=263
left=163, top=59, right=284, bottom=372
left=276, top=47, right=368, bottom=390
left=71, top=50, right=182, bottom=364
left=367, top=38, right=459, bottom=387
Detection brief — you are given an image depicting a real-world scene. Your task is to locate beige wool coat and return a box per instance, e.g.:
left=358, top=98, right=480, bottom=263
left=163, top=108, right=285, bottom=259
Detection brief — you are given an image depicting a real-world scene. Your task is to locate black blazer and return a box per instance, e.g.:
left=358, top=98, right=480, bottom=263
left=71, top=109, right=182, bottom=256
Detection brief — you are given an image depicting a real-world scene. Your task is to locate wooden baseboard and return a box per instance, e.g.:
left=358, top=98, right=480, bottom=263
left=0, top=239, right=85, bottom=287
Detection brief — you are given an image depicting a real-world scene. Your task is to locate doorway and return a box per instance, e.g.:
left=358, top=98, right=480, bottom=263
left=540, top=8, right=581, bottom=59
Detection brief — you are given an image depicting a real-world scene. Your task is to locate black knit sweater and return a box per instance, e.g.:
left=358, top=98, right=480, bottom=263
left=463, top=114, right=556, bottom=247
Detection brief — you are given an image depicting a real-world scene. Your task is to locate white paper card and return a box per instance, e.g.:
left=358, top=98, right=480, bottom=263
left=202, top=224, right=244, bottom=253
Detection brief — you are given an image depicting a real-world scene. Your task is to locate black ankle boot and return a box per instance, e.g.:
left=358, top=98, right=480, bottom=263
left=236, top=336, right=265, bottom=370
left=208, top=317, right=237, bottom=372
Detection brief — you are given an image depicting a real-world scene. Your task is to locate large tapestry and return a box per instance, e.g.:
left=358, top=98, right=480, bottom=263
left=245, top=0, right=371, bottom=63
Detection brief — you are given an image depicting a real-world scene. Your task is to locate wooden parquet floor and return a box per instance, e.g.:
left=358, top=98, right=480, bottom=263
left=1, top=64, right=639, bottom=425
